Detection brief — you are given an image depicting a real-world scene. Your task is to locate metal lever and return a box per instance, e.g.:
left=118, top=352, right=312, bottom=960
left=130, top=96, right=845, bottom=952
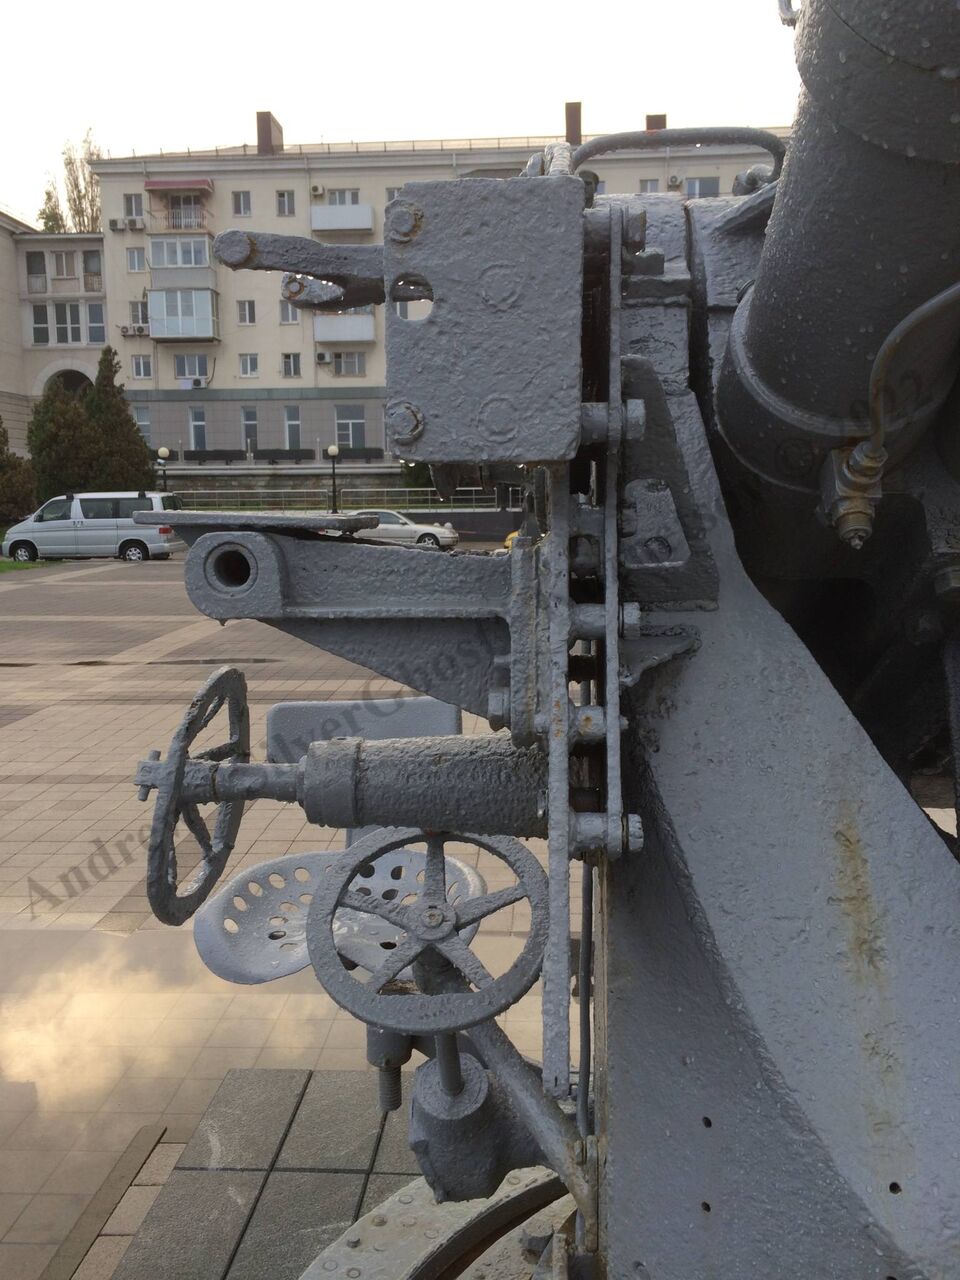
left=214, top=229, right=385, bottom=309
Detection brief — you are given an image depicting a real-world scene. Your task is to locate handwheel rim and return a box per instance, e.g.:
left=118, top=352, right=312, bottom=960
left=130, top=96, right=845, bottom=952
left=307, top=827, right=549, bottom=1034
left=146, top=666, right=250, bottom=926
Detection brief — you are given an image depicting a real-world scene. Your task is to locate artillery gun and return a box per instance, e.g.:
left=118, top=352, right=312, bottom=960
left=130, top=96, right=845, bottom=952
left=133, top=1, right=960, bottom=1274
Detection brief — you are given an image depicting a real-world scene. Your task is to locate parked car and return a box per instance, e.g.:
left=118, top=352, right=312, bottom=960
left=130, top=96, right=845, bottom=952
left=345, top=509, right=459, bottom=550
left=2, top=492, right=186, bottom=563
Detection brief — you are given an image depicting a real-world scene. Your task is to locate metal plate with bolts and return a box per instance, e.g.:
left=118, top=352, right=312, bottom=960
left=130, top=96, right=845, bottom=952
left=298, top=1168, right=563, bottom=1280
left=194, top=849, right=486, bottom=984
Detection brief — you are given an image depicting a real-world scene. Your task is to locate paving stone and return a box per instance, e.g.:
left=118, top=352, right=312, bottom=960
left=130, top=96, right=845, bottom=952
left=276, top=1071, right=381, bottom=1172
left=41, top=1150, right=119, bottom=1195
left=0, top=1241, right=58, bottom=1279
left=226, top=1171, right=364, bottom=1280
left=359, top=1172, right=419, bottom=1217
left=178, top=1069, right=310, bottom=1171
left=72, top=1235, right=132, bottom=1280
left=3, top=1191, right=91, bottom=1243
left=111, top=1170, right=264, bottom=1280
left=373, top=1106, right=421, bottom=1176
left=0, top=1192, right=32, bottom=1235
left=133, top=1144, right=185, bottom=1187
left=102, top=1184, right=161, bottom=1235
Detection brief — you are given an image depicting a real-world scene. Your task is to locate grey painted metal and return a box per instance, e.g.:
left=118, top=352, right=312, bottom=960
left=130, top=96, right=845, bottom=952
left=307, top=828, right=549, bottom=1034
left=136, top=736, right=549, bottom=837
left=213, top=229, right=386, bottom=309
left=193, top=848, right=485, bottom=984
left=383, top=177, right=585, bottom=464
left=142, top=666, right=249, bottom=925
left=716, top=1, right=960, bottom=495
left=298, top=1168, right=563, bottom=1280
left=571, top=127, right=787, bottom=177
left=265, top=696, right=461, bottom=766
left=135, top=510, right=378, bottom=538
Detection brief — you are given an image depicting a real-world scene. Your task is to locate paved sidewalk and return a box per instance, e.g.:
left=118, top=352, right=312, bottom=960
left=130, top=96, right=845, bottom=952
left=0, top=556, right=561, bottom=1279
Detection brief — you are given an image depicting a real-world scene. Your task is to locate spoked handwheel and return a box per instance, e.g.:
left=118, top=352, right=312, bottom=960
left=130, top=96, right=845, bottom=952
left=307, top=827, right=549, bottom=1034
left=144, top=666, right=250, bottom=925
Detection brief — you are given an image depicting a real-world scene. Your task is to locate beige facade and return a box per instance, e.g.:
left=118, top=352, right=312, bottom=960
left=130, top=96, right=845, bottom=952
left=3, top=118, right=788, bottom=473
left=0, top=211, right=34, bottom=451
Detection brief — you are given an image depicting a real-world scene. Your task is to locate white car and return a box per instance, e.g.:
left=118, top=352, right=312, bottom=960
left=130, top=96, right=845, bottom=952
left=345, top=509, right=459, bottom=550
left=2, top=491, right=186, bottom=563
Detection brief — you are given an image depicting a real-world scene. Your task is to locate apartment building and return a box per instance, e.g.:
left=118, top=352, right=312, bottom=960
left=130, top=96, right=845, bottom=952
left=2, top=114, right=788, bottom=476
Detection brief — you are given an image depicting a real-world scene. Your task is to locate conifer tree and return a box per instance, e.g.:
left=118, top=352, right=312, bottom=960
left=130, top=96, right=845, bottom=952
left=0, top=418, right=35, bottom=524
left=27, top=380, right=105, bottom=502
left=83, top=347, right=154, bottom=491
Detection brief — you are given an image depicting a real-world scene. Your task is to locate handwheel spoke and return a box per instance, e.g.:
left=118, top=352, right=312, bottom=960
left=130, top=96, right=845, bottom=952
left=423, top=835, right=447, bottom=903
left=437, top=934, right=495, bottom=990
left=195, top=738, right=244, bottom=763
left=455, top=884, right=526, bottom=928
left=181, top=802, right=213, bottom=858
left=341, top=889, right=408, bottom=927
left=367, top=935, right=429, bottom=990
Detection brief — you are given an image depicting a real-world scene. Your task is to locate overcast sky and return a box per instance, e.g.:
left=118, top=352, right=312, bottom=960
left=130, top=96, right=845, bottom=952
left=3, top=0, right=801, bottom=226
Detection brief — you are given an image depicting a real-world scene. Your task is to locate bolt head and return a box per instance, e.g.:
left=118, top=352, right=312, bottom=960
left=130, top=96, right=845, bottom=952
left=386, top=201, right=423, bottom=243
left=385, top=400, right=424, bottom=446
left=625, top=814, right=644, bottom=853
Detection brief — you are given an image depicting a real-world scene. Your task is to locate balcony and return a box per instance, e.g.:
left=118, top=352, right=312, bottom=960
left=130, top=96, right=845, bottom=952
left=83, top=273, right=103, bottom=293
left=27, top=274, right=47, bottom=294
left=313, top=312, right=376, bottom=343
left=147, top=288, right=220, bottom=341
left=151, top=210, right=211, bottom=231
left=311, top=204, right=374, bottom=233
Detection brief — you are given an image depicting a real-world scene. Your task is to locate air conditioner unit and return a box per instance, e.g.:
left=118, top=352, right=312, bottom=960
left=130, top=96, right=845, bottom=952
left=108, top=219, right=123, bottom=232
left=120, top=325, right=130, bottom=336
left=192, top=376, right=208, bottom=389
left=667, top=174, right=682, bottom=188
left=127, top=217, right=145, bottom=230
left=311, top=184, right=324, bottom=197
left=316, top=350, right=330, bottom=364
left=135, top=325, right=147, bottom=336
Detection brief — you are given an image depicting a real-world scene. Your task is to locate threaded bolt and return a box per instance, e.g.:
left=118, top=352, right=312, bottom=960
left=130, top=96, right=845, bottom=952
left=378, top=1063, right=402, bottom=1112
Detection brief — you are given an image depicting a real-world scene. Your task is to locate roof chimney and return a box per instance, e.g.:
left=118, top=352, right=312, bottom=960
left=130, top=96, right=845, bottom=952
left=256, top=112, right=284, bottom=156
left=646, top=113, right=667, bottom=132
left=565, top=102, right=582, bottom=147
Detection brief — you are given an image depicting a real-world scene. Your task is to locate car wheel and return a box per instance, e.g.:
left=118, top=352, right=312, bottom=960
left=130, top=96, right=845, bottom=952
left=10, top=542, right=37, bottom=563
left=417, top=533, right=441, bottom=549
left=120, top=541, right=149, bottom=563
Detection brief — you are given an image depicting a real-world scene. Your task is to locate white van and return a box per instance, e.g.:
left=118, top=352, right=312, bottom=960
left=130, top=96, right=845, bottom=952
left=2, top=492, right=186, bottom=563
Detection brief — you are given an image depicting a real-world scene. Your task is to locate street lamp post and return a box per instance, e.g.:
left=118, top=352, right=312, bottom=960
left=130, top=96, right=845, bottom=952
left=156, top=446, right=170, bottom=493
left=326, top=444, right=340, bottom=513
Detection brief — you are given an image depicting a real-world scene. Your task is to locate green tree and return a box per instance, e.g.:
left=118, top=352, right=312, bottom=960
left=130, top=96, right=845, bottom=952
left=27, top=380, right=105, bottom=502
left=82, top=347, right=154, bottom=490
left=37, top=183, right=67, bottom=233
left=62, top=131, right=102, bottom=233
left=0, top=418, right=36, bottom=524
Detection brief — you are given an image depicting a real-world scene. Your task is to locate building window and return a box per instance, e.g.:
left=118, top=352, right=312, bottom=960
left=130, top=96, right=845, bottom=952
left=279, top=300, right=299, bottom=324
left=328, top=189, right=360, bottom=206
left=54, top=302, right=82, bottom=344
left=239, top=352, right=259, bottom=377
left=237, top=300, right=256, bottom=325
left=335, top=403, right=365, bottom=448
left=130, top=300, right=149, bottom=326
left=150, top=237, right=208, bottom=268
left=232, top=190, right=251, bottom=216
left=284, top=405, right=301, bottom=450
left=241, top=406, right=258, bottom=452
left=175, top=354, right=209, bottom=380
left=87, top=302, right=105, bottom=344
left=52, top=251, right=76, bottom=279
left=281, top=352, right=301, bottom=377
left=638, top=178, right=660, bottom=194
left=132, top=354, right=152, bottom=379
left=333, top=351, right=366, bottom=376
left=123, top=193, right=144, bottom=219
left=32, top=304, right=49, bottom=345
left=190, top=406, right=206, bottom=450
left=133, top=406, right=150, bottom=442
left=168, top=194, right=203, bottom=229
left=277, top=190, right=295, bottom=216
left=82, top=249, right=102, bottom=291
left=127, top=247, right=146, bottom=272
left=26, top=251, right=46, bottom=293
left=686, top=176, right=720, bottom=198
left=149, top=288, right=218, bottom=339
left=385, top=187, right=402, bottom=202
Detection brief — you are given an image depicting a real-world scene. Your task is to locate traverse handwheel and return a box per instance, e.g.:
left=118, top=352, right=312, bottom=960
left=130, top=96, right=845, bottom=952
left=144, top=666, right=250, bottom=925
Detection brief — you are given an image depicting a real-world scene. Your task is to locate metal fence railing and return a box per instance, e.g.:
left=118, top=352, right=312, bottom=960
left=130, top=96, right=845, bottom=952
left=177, top=487, right=524, bottom=512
